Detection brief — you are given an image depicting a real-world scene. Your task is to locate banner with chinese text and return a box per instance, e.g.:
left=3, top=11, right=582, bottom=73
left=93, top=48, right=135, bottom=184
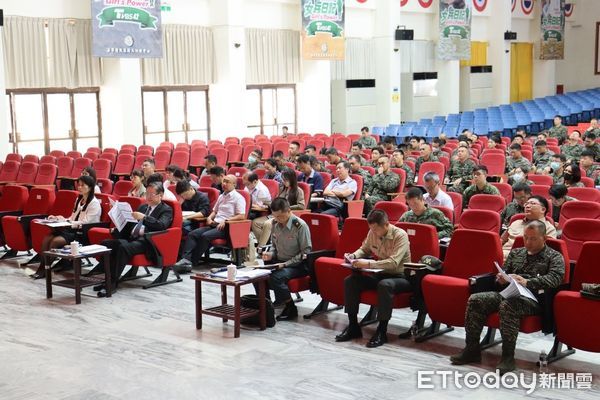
left=540, top=0, right=565, bottom=60
left=438, top=0, right=472, bottom=61
left=301, top=0, right=345, bottom=60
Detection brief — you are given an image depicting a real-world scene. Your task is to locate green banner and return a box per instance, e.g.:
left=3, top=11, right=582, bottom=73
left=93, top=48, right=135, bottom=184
left=305, top=20, right=343, bottom=37
left=97, top=6, right=158, bottom=29
left=540, top=0, right=565, bottom=60
left=438, top=0, right=472, bottom=61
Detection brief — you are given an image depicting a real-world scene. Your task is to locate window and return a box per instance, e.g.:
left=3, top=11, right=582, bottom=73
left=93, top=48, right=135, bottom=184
left=6, top=88, right=102, bottom=155
left=246, top=85, right=296, bottom=136
left=141, top=86, right=210, bottom=147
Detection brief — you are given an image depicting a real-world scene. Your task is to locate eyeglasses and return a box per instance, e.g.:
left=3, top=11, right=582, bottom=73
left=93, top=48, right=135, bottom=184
left=524, top=201, right=541, bottom=207
left=146, top=192, right=160, bottom=198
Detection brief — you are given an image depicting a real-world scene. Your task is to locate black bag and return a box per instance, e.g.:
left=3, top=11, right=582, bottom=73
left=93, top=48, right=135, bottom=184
left=240, top=294, right=276, bottom=328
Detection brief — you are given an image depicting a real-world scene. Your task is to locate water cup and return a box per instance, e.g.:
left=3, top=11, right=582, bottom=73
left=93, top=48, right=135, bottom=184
left=70, top=241, right=80, bottom=256
left=226, top=264, right=237, bottom=280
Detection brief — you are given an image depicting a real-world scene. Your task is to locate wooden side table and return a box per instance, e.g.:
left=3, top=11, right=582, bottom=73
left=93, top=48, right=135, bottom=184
left=191, top=273, right=269, bottom=338
left=43, top=249, right=111, bottom=304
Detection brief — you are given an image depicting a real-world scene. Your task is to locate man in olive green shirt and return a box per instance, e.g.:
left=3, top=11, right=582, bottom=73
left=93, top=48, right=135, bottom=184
left=357, top=126, right=377, bottom=149
left=335, top=209, right=411, bottom=348
left=446, top=146, right=476, bottom=194
left=548, top=115, right=568, bottom=144
left=462, top=165, right=500, bottom=209
left=560, top=131, right=584, bottom=163
left=400, top=188, right=454, bottom=239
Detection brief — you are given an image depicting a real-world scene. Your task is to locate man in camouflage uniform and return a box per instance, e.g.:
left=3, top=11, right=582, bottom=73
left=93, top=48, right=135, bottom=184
left=462, top=165, right=500, bottom=209
left=357, top=126, right=377, bottom=149
left=451, top=220, right=565, bottom=375
left=532, top=140, right=554, bottom=173
left=584, top=118, right=600, bottom=138
left=431, top=137, right=449, bottom=158
left=548, top=115, right=568, bottom=144
left=500, top=182, right=531, bottom=227
left=349, top=142, right=368, bottom=165
left=560, top=131, right=584, bottom=163
left=391, top=149, right=415, bottom=186
left=580, top=150, right=600, bottom=185
left=348, top=155, right=372, bottom=198
left=506, top=144, right=532, bottom=185
left=583, top=132, right=600, bottom=161
left=446, top=146, right=476, bottom=194
left=415, top=143, right=440, bottom=174
left=364, top=156, right=400, bottom=213
left=399, top=188, right=454, bottom=239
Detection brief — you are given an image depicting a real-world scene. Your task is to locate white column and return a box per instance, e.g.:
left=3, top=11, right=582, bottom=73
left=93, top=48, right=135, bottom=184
left=297, top=60, right=331, bottom=134
left=99, top=58, right=144, bottom=147
left=437, top=59, right=460, bottom=115
left=208, top=0, right=246, bottom=141
left=488, top=0, right=512, bottom=105
left=0, top=24, right=10, bottom=159
left=374, top=0, right=401, bottom=125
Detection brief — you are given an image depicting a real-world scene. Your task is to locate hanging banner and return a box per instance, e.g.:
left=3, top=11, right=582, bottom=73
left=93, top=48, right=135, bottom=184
left=540, top=0, right=565, bottom=60
left=301, top=0, right=345, bottom=60
left=438, top=0, right=472, bottom=61
left=92, top=0, right=163, bottom=58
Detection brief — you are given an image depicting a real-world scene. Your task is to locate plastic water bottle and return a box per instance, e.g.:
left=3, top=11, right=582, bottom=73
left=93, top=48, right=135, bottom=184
left=538, top=350, right=548, bottom=373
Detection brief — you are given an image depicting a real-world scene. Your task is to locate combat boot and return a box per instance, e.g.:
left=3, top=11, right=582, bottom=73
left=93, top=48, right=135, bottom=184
left=450, top=344, right=481, bottom=365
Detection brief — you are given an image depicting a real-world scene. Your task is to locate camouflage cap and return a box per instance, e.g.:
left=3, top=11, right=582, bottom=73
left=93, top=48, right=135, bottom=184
left=581, top=283, right=600, bottom=297
left=419, top=255, right=443, bottom=271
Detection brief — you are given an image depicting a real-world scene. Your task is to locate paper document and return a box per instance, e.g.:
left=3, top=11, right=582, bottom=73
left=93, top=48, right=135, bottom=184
left=341, top=255, right=384, bottom=273
left=494, top=262, right=538, bottom=302
left=39, top=220, right=72, bottom=228
left=108, top=201, right=137, bottom=232
left=79, top=245, right=108, bottom=255
left=211, top=269, right=271, bottom=280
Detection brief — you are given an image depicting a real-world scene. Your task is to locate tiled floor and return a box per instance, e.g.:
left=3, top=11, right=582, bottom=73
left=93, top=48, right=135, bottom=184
left=1, top=256, right=598, bottom=399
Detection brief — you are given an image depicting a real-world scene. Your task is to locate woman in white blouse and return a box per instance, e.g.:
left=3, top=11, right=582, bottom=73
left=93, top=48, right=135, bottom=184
left=31, top=175, right=102, bottom=279
left=127, top=169, right=146, bottom=198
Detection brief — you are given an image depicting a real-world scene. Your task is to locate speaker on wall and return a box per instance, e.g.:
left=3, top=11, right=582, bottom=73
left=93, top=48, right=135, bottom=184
left=395, top=29, right=414, bottom=41
left=0, top=10, right=4, bottom=27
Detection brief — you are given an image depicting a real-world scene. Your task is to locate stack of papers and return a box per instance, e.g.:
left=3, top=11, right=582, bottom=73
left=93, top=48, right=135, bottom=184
left=38, top=219, right=72, bottom=228
left=495, top=262, right=538, bottom=303
left=341, top=255, right=384, bottom=273
left=211, top=269, right=271, bottom=281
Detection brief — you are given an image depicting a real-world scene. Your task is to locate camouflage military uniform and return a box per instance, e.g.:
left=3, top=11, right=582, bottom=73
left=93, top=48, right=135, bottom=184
left=415, top=154, right=440, bottom=174
left=584, top=143, right=600, bottom=161
left=399, top=206, right=454, bottom=239
left=432, top=149, right=449, bottom=159
left=500, top=201, right=525, bottom=227
left=396, top=164, right=415, bottom=186
left=506, top=156, right=532, bottom=174
left=463, top=245, right=564, bottom=356
left=352, top=168, right=373, bottom=199
left=560, top=143, right=584, bottom=162
left=446, top=159, right=476, bottom=194
left=548, top=125, right=568, bottom=143
left=365, top=171, right=400, bottom=213
left=357, top=135, right=377, bottom=149
left=462, top=183, right=501, bottom=209
left=533, top=150, right=554, bottom=171
left=551, top=169, right=564, bottom=183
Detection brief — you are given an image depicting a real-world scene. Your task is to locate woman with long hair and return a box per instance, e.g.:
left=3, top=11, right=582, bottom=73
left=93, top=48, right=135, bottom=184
left=128, top=168, right=146, bottom=198
left=30, top=175, right=102, bottom=279
left=562, top=163, right=584, bottom=188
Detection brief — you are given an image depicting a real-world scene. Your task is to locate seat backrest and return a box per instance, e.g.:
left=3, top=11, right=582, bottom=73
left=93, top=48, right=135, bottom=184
left=153, top=150, right=171, bottom=171
left=113, top=154, right=135, bottom=174
left=297, top=182, right=310, bottom=208
left=15, top=162, right=38, bottom=184
left=558, top=200, right=600, bottom=229
left=567, top=187, right=600, bottom=203
left=138, top=145, right=154, bottom=155
left=22, top=187, right=55, bottom=215
left=70, top=157, right=92, bottom=178
left=571, top=241, right=600, bottom=291
left=40, top=155, right=56, bottom=165
left=336, top=218, right=370, bottom=258
left=23, top=154, right=39, bottom=164
left=104, top=147, right=119, bottom=155
left=34, top=163, right=58, bottom=185
left=97, top=178, right=113, bottom=194
left=66, top=151, right=82, bottom=159
left=83, top=151, right=99, bottom=161
left=189, top=147, right=208, bottom=167
left=170, top=150, right=190, bottom=170
left=417, top=161, right=445, bottom=185
left=443, top=229, right=503, bottom=279
left=319, top=172, right=332, bottom=189
left=458, top=209, right=501, bottom=233
left=389, top=168, right=406, bottom=193
left=118, top=196, right=146, bottom=213
left=479, top=153, right=506, bottom=176
left=350, top=173, right=363, bottom=200
left=0, top=160, right=20, bottom=181
left=432, top=205, right=454, bottom=224
left=228, top=166, right=248, bottom=177
left=121, top=144, right=137, bottom=153
left=198, top=175, right=214, bottom=188
left=261, top=179, right=280, bottom=200
left=95, top=193, right=117, bottom=223
left=333, top=137, right=351, bottom=153
left=446, top=191, right=463, bottom=221
left=0, top=185, right=28, bottom=212
left=257, top=142, right=273, bottom=159
left=373, top=201, right=408, bottom=221
left=530, top=184, right=551, bottom=199
left=512, top=236, right=570, bottom=284
left=490, top=182, right=512, bottom=204
left=49, top=150, right=65, bottom=158
left=50, top=190, right=79, bottom=217
left=300, top=213, right=339, bottom=252
left=92, top=159, right=112, bottom=179
left=86, top=146, right=101, bottom=154
left=113, top=180, right=134, bottom=197
left=468, top=194, right=505, bottom=213
left=198, top=187, right=220, bottom=210
left=99, top=152, right=116, bottom=165
left=6, top=153, right=23, bottom=163
left=210, top=148, right=228, bottom=167
left=395, top=222, right=439, bottom=262
left=528, top=174, right=554, bottom=186
left=272, top=141, right=289, bottom=155
left=561, top=218, right=600, bottom=262
left=225, top=144, right=243, bottom=163
left=236, top=189, right=251, bottom=217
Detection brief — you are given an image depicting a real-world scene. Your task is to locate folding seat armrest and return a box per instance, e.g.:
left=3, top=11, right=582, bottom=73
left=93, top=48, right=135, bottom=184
left=80, top=222, right=111, bottom=243
left=17, top=213, right=49, bottom=225
left=303, top=249, right=336, bottom=293
left=536, top=286, right=562, bottom=334
left=144, top=227, right=182, bottom=266
left=468, top=272, right=496, bottom=294
left=345, top=200, right=364, bottom=219
left=0, top=210, right=24, bottom=219
left=226, top=220, right=252, bottom=249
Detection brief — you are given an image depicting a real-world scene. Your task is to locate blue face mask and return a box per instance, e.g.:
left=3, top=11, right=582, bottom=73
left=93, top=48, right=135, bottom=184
left=550, top=161, right=560, bottom=170
left=512, top=173, right=524, bottom=183
left=248, top=156, right=257, bottom=164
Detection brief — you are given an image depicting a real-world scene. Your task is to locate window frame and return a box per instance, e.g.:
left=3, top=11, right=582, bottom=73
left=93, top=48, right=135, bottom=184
left=246, top=84, right=297, bottom=135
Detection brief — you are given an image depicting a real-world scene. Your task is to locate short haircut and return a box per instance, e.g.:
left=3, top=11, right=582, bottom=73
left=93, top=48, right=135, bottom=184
left=325, top=147, right=338, bottom=156
left=297, top=154, right=311, bottom=164
left=405, top=187, right=424, bottom=200
left=361, top=126, right=369, bottom=132
left=458, top=145, right=469, bottom=151
left=383, top=136, right=395, bottom=144
left=130, top=168, right=144, bottom=178
left=393, top=149, right=405, bottom=156
left=204, top=154, right=217, bottom=164
left=304, top=144, right=316, bottom=151
left=581, top=149, right=596, bottom=159
left=338, top=161, right=351, bottom=170
left=246, top=172, right=259, bottom=182
left=209, top=166, right=225, bottom=176
left=273, top=150, right=284, bottom=158
left=147, top=181, right=165, bottom=195
left=166, top=164, right=181, bottom=173
left=270, top=197, right=290, bottom=212
left=143, top=158, right=155, bottom=166
left=175, top=180, right=193, bottom=195
left=524, top=219, right=547, bottom=237
left=372, top=146, right=384, bottom=155
left=555, top=115, right=562, bottom=119
left=461, top=128, right=470, bottom=134
left=348, top=155, right=362, bottom=164
left=366, top=209, right=388, bottom=225
left=549, top=184, right=568, bottom=199
left=290, top=141, right=300, bottom=148
left=552, top=153, right=567, bottom=162
left=251, top=149, right=263, bottom=158
left=512, top=182, right=531, bottom=194
left=535, top=140, right=547, bottom=147
left=423, top=172, right=440, bottom=184
left=473, top=165, right=488, bottom=174
left=146, top=173, right=164, bottom=185
left=510, top=143, right=522, bottom=151
left=586, top=132, right=597, bottom=140
left=529, top=195, right=549, bottom=215
left=352, top=141, right=363, bottom=149
left=265, top=158, right=278, bottom=168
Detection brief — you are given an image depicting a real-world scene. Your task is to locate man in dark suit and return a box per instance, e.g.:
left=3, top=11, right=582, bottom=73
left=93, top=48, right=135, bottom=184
left=97, top=182, right=173, bottom=297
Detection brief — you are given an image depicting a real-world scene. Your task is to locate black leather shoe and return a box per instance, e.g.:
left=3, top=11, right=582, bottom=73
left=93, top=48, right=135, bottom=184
left=97, top=286, right=117, bottom=298
left=335, top=325, right=363, bottom=342
left=93, top=284, right=105, bottom=292
left=276, top=303, right=298, bottom=321
left=30, top=271, right=45, bottom=280
left=366, top=330, right=388, bottom=348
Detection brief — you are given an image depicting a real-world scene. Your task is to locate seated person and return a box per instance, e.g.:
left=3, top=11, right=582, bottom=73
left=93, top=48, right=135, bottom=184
left=31, top=175, right=101, bottom=279
left=127, top=168, right=146, bottom=198
left=208, top=166, right=225, bottom=193
left=166, top=165, right=199, bottom=189
left=415, top=144, right=439, bottom=174
left=246, top=149, right=263, bottom=171
left=176, top=180, right=211, bottom=235
left=146, top=173, right=176, bottom=201
left=243, top=172, right=272, bottom=219
left=561, top=163, right=584, bottom=188
left=174, top=175, right=246, bottom=273
left=141, top=158, right=156, bottom=185
left=304, top=144, right=318, bottom=157
left=320, top=161, right=357, bottom=218
left=364, top=156, right=400, bottom=214
left=500, top=182, right=531, bottom=227
left=335, top=210, right=411, bottom=348
left=272, top=150, right=286, bottom=169
left=98, top=182, right=174, bottom=296
left=423, top=172, right=454, bottom=210
left=548, top=184, right=577, bottom=227
left=252, top=169, right=305, bottom=247
left=451, top=220, right=564, bottom=374
left=391, top=149, right=414, bottom=186
left=288, top=141, right=301, bottom=162
left=263, top=158, right=283, bottom=186
left=400, top=187, right=454, bottom=239
left=259, top=198, right=312, bottom=321
left=461, top=165, right=500, bottom=209
left=446, top=146, right=475, bottom=194
left=369, top=147, right=385, bottom=168
left=325, top=147, right=343, bottom=167
left=501, top=195, right=557, bottom=258
left=81, top=166, right=101, bottom=193
left=297, top=154, right=324, bottom=196
left=357, top=126, right=377, bottom=149
left=506, top=144, right=532, bottom=185
left=201, top=154, right=217, bottom=178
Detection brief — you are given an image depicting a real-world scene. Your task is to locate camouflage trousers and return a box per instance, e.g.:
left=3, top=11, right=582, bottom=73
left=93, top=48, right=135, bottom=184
left=446, top=182, right=468, bottom=194
left=464, top=292, right=540, bottom=352
left=365, top=195, right=387, bottom=214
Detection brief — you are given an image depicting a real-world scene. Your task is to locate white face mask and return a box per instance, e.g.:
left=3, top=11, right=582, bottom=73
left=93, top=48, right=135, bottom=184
left=248, top=156, right=257, bottom=164
left=513, top=173, right=524, bottom=183
left=550, top=161, right=561, bottom=170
